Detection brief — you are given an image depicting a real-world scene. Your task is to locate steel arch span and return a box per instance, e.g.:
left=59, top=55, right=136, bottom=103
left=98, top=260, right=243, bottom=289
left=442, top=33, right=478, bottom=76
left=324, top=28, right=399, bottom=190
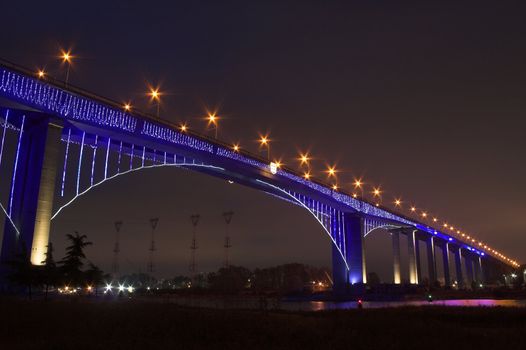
left=0, top=60, right=515, bottom=289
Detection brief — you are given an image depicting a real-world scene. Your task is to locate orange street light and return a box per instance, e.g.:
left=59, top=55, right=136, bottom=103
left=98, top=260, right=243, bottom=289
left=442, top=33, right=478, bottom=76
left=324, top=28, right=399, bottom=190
left=259, top=134, right=271, bottom=159
left=326, top=165, right=337, bottom=178
left=37, top=69, right=46, bottom=79
left=148, top=87, right=162, bottom=117
left=60, top=49, right=74, bottom=86
left=207, top=113, right=219, bottom=138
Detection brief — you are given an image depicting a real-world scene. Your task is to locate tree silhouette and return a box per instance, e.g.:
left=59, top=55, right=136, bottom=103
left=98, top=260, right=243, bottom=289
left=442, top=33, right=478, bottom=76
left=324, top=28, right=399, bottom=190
left=59, top=231, right=92, bottom=286
left=41, top=243, right=58, bottom=299
left=6, top=242, right=39, bottom=299
left=85, top=262, right=106, bottom=296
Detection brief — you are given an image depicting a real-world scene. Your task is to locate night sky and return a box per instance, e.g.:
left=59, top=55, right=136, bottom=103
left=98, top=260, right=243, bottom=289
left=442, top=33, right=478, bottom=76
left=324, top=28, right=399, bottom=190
left=1, top=0, right=525, bottom=281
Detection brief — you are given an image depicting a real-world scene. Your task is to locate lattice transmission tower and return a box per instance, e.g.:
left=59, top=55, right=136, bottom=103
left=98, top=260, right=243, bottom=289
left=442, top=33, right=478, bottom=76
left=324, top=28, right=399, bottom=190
left=147, top=218, right=159, bottom=273
left=189, top=214, right=200, bottom=279
left=223, top=211, right=234, bottom=268
left=112, top=221, right=123, bottom=277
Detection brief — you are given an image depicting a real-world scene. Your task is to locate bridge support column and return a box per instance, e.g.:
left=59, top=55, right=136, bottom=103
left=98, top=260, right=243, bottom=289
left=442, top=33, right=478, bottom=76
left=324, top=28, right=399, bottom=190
left=392, top=231, right=401, bottom=284
left=474, top=256, right=483, bottom=285
left=465, top=253, right=475, bottom=287
left=426, top=236, right=437, bottom=284
left=0, top=116, right=61, bottom=267
left=331, top=214, right=364, bottom=292
left=415, top=238, right=422, bottom=284
left=442, top=243, right=451, bottom=287
left=407, top=230, right=418, bottom=284
left=346, top=214, right=365, bottom=285
left=454, top=247, right=464, bottom=288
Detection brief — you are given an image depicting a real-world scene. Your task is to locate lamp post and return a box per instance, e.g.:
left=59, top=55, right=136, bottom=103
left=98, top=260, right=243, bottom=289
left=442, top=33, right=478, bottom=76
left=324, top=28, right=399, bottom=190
left=60, top=50, right=73, bottom=86
left=148, top=87, right=161, bottom=117
left=259, top=135, right=270, bottom=160
left=207, top=113, right=219, bottom=139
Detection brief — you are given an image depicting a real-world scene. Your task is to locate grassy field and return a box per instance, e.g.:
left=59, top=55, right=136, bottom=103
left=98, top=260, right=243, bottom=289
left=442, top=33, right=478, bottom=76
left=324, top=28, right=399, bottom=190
left=0, top=298, right=525, bottom=349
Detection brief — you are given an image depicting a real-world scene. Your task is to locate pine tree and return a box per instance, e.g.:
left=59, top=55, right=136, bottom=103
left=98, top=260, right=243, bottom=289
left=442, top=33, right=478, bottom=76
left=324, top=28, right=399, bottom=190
left=41, top=243, right=58, bottom=299
left=59, top=231, right=92, bottom=286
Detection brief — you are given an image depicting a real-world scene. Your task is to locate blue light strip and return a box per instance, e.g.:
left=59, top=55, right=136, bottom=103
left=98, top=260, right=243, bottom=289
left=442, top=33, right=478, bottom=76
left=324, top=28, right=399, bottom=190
left=104, top=137, right=111, bottom=179
left=8, top=115, right=25, bottom=216
left=76, top=131, right=86, bottom=195
left=141, top=146, right=145, bottom=167
left=0, top=68, right=137, bottom=132
left=90, top=135, right=98, bottom=186
left=60, top=128, right=72, bottom=197
left=117, top=141, right=123, bottom=173
left=0, top=109, right=9, bottom=174
left=129, top=144, right=134, bottom=170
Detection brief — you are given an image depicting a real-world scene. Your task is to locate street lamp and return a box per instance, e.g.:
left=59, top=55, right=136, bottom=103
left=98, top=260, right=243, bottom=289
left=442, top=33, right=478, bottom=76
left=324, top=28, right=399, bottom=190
left=207, top=113, right=219, bottom=138
left=259, top=134, right=271, bottom=160
left=353, top=178, right=364, bottom=199
left=37, top=69, right=46, bottom=79
left=60, top=49, right=73, bottom=86
left=148, top=87, right=162, bottom=117
left=372, top=186, right=382, bottom=205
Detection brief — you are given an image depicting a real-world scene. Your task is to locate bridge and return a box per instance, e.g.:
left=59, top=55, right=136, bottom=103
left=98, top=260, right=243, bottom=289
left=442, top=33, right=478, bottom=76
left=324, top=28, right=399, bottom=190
left=0, top=58, right=517, bottom=291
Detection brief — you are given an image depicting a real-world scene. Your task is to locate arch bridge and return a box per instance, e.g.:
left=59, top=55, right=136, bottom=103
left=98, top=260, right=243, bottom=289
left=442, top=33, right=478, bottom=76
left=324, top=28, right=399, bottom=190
left=0, top=59, right=514, bottom=290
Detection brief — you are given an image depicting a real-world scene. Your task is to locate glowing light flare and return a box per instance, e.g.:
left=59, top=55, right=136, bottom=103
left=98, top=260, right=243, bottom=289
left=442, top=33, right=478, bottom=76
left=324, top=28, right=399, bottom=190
left=410, top=206, right=416, bottom=212
left=303, top=172, right=311, bottom=180
left=207, top=113, right=218, bottom=125
left=326, top=165, right=337, bottom=177
left=298, top=153, right=310, bottom=165
left=60, top=49, right=73, bottom=63
left=259, top=135, right=269, bottom=145
left=37, top=69, right=45, bottom=78
left=394, top=198, right=402, bottom=207
left=233, top=144, right=240, bottom=152
left=148, top=88, right=161, bottom=101
left=180, top=123, right=188, bottom=132
left=123, top=103, right=132, bottom=111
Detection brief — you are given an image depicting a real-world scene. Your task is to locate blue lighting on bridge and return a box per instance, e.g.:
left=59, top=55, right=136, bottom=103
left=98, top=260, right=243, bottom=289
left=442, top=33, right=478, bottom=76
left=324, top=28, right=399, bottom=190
left=8, top=114, right=24, bottom=216
left=0, top=68, right=137, bottom=132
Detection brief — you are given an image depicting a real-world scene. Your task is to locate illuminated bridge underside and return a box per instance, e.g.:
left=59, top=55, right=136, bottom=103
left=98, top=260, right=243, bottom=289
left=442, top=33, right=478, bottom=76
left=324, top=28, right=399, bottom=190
left=0, top=63, right=514, bottom=288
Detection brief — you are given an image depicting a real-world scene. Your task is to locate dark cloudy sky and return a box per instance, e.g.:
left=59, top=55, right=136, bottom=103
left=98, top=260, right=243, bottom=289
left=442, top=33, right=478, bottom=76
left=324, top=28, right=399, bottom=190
left=1, top=0, right=525, bottom=281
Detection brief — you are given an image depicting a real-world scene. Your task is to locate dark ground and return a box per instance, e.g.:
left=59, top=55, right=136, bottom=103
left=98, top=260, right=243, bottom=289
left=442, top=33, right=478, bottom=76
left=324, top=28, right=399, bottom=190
left=0, top=298, right=525, bottom=349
